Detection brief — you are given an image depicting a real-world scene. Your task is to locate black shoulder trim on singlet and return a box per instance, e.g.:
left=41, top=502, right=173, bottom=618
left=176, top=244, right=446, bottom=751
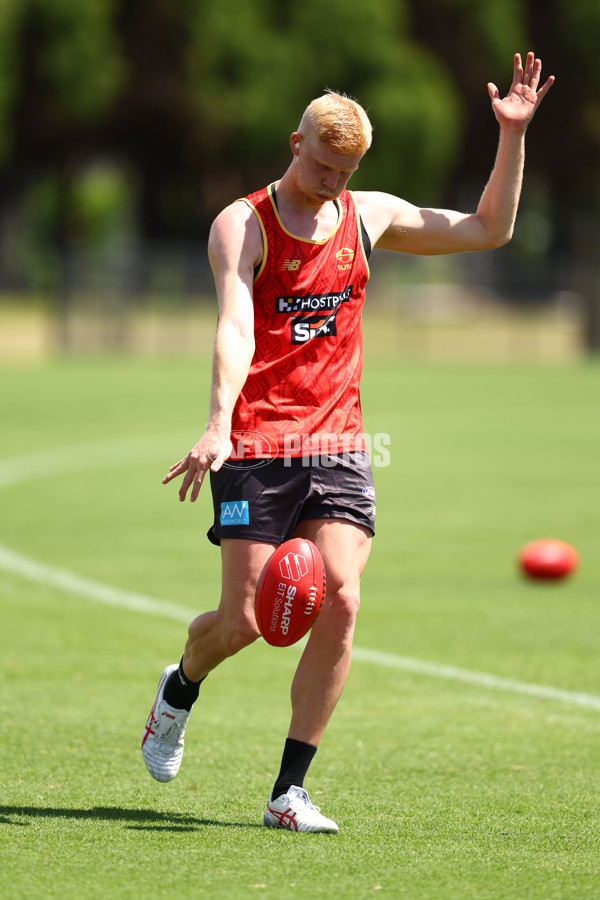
left=359, top=215, right=372, bottom=259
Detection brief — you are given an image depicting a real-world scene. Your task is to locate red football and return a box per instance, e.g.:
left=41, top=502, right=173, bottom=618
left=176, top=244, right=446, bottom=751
left=518, top=539, right=579, bottom=581
left=255, top=538, right=326, bottom=647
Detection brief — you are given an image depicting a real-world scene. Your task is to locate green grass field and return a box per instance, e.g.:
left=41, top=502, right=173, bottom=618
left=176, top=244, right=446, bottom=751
left=1, top=344, right=600, bottom=899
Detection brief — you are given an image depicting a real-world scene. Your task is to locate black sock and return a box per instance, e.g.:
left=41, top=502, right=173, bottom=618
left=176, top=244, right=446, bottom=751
left=272, top=738, right=317, bottom=800
left=162, top=657, right=204, bottom=711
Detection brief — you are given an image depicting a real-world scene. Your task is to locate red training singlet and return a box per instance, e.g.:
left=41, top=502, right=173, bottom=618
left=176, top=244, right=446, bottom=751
left=230, top=182, right=370, bottom=459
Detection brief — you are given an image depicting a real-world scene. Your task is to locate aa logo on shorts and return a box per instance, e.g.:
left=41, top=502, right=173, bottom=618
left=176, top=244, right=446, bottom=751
left=279, top=552, right=308, bottom=582
left=220, top=501, right=249, bottom=526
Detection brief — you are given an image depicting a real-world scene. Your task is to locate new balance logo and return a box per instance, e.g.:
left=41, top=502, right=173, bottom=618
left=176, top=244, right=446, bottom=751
left=281, top=259, right=301, bottom=272
left=279, top=552, right=308, bottom=582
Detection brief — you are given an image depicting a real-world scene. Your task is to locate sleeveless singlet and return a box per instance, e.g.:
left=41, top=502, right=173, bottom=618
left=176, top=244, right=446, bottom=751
left=230, top=182, right=370, bottom=459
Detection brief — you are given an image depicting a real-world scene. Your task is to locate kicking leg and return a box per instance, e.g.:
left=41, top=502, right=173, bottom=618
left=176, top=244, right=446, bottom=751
left=142, top=538, right=274, bottom=782
left=181, top=538, right=274, bottom=680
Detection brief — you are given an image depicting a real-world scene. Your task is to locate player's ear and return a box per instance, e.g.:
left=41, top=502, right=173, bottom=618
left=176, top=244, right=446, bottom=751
left=291, top=133, right=302, bottom=155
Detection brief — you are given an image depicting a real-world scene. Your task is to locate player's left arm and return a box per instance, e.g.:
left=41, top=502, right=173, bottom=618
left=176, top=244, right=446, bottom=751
left=357, top=52, right=554, bottom=256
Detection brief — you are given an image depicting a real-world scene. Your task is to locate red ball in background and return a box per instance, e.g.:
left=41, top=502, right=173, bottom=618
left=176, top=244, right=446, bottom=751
left=255, top=538, right=326, bottom=647
left=518, top=539, right=579, bottom=581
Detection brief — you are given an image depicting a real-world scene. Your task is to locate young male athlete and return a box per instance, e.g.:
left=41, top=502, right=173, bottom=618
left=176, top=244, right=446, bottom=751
left=142, top=53, right=554, bottom=832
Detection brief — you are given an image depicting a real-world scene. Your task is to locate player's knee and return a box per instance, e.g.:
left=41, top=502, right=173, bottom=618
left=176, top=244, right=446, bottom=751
left=333, top=583, right=360, bottom=615
left=322, top=586, right=360, bottom=639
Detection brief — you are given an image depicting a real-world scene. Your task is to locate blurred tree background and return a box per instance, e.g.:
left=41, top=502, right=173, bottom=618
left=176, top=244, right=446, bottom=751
left=0, top=0, right=598, bottom=351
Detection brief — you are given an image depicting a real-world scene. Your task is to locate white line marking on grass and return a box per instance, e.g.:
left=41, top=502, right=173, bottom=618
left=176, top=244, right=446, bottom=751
left=2, top=433, right=599, bottom=714
left=2, top=540, right=600, bottom=714
left=0, top=542, right=193, bottom=625
left=351, top=647, right=600, bottom=712
left=0, top=433, right=192, bottom=489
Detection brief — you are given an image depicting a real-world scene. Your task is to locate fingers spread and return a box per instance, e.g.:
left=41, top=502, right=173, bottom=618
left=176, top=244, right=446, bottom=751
left=537, top=75, right=555, bottom=101
left=162, top=436, right=232, bottom=500
left=510, top=52, right=523, bottom=91
left=190, top=470, right=206, bottom=502
left=527, top=56, right=542, bottom=91
left=162, top=455, right=191, bottom=484
left=178, top=468, right=195, bottom=502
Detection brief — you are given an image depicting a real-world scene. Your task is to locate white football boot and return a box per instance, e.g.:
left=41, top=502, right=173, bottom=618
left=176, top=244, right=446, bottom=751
left=141, top=664, right=191, bottom=783
left=264, top=785, right=339, bottom=833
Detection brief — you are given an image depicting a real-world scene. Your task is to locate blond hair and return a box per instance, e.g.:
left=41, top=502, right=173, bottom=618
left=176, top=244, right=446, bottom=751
left=299, top=91, right=372, bottom=155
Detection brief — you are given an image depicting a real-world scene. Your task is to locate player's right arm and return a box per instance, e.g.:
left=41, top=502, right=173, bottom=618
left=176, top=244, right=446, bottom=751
left=356, top=53, right=554, bottom=257
left=162, top=201, right=264, bottom=502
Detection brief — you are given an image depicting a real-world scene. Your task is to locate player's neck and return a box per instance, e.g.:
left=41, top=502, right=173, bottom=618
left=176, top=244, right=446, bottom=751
left=273, top=173, right=339, bottom=241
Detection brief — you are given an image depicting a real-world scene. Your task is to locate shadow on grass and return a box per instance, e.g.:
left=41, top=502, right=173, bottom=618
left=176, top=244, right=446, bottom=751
left=0, top=805, right=262, bottom=830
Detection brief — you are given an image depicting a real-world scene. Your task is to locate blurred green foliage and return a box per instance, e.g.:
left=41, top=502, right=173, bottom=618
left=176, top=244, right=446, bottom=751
left=425, top=0, right=528, bottom=66
left=24, top=0, right=124, bottom=123
left=0, top=0, right=597, bottom=273
left=185, top=0, right=463, bottom=201
left=0, top=0, right=20, bottom=162
left=21, top=164, right=135, bottom=292
left=557, top=0, right=600, bottom=89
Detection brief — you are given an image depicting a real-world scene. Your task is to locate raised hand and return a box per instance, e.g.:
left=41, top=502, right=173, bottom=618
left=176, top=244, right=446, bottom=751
left=488, top=52, right=555, bottom=133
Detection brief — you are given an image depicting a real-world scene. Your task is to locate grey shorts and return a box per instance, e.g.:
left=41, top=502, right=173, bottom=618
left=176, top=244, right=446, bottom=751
left=207, top=452, right=376, bottom=546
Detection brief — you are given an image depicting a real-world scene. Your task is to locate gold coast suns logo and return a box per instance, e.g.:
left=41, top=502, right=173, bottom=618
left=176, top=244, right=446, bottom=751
left=336, top=247, right=354, bottom=271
